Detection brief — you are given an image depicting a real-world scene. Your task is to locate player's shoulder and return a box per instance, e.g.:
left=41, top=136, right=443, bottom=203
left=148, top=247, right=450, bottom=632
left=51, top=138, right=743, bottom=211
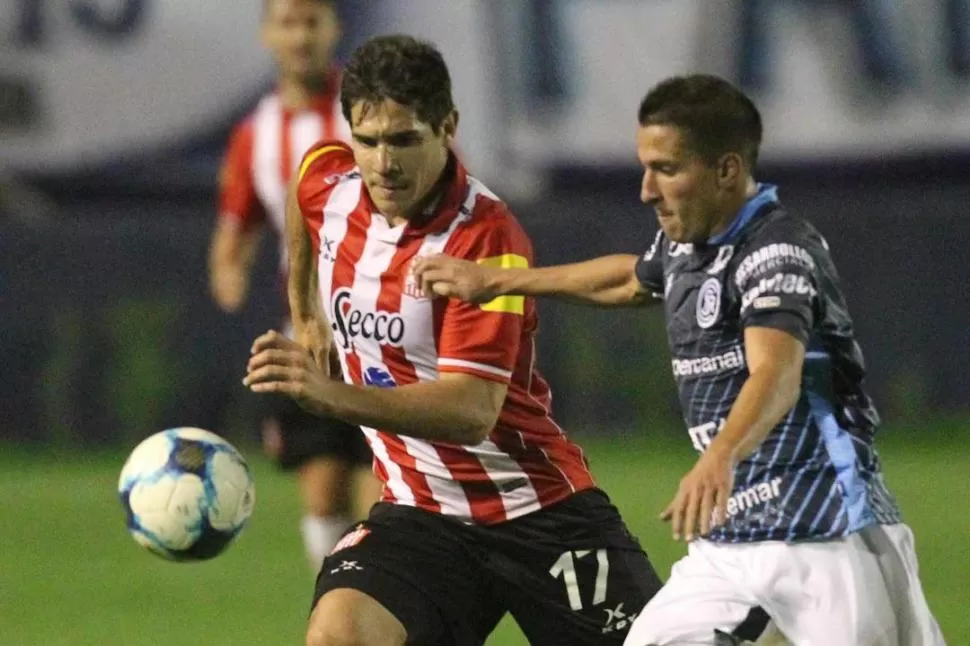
left=739, top=204, right=829, bottom=254
left=297, top=140, right=357, bottom=184
left=449, top=175, right=533, bottom=258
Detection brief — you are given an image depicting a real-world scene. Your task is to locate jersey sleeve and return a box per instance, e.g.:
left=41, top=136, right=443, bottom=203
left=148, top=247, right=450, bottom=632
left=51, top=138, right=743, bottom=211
left=436, top=207, right=533, bottom=384
left=295, top=140, right=356, bottom=237
left=218, top=119, right=264, bottom=230
left=733, top=226, right=821, bottom=344
left=635, top=229, right=666, bottom=297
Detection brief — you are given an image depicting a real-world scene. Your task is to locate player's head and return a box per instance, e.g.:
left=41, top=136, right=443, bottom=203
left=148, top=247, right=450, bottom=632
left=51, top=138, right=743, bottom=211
left=340, top=35, right=458, bottom=221
left=261, top=0, right=340, bottom=84
left=636, top=74, right=763, bottom=244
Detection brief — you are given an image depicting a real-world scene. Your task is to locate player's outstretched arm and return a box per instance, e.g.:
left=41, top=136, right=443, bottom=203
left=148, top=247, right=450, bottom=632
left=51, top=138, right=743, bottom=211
left=284, top=176, right=334, bottom=374
left=243, top=331, right=505, bottom=445
left=660, top=326, right=805, bottom=542
left=412, top=253, right=656, bottom=307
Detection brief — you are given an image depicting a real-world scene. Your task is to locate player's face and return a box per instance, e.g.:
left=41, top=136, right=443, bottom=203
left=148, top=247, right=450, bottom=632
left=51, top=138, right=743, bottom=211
left=349, top=99, right=457, bottom=223
left=637, top=124, right=723, bottom=244
left=261, top=0, right=340, bottom=82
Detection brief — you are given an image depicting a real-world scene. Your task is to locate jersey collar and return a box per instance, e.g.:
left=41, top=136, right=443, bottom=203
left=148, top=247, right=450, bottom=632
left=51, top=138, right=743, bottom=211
left=707, top=183, right=779, bottom=246
left=401, top=152, right=469, bottom=239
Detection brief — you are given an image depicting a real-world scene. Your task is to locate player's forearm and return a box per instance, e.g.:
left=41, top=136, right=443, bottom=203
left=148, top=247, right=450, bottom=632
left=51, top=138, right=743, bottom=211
left=311, top=379, right=498, bottom=445
left=486, top=254, right=648, bottom=306
left=706, top=367, right=802, bottom=464
left=285, top=186, right=323, bottom=326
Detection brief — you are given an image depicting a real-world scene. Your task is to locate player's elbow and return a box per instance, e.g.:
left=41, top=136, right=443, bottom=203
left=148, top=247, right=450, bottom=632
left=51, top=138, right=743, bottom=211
left=453, top=409, right=499, bottom=445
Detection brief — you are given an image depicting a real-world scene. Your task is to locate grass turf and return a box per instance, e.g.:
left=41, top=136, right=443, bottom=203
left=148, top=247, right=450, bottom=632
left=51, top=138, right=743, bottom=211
left=0, top=425, right=965, bottom=645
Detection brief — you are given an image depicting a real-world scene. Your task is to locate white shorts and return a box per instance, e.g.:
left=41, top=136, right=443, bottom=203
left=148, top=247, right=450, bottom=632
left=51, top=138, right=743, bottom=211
left=624, top=523, right=944, bottom=646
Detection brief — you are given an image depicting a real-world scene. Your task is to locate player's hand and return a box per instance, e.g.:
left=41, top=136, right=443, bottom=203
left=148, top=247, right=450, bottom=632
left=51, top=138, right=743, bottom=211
left=210, top=268, right=248, bottom=313
left=660, top=447, right=735, bottom=542
left=293, top=318, right=337, bottom=378
left=411, top=254, right=498, bottom=303
left=243, top=330, right=334, bottom=416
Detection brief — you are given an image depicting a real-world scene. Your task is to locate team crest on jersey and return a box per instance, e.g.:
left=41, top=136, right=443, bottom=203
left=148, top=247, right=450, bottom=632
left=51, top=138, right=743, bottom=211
left=403, top=258, right=429, bottom=300
left=329, top=525, right=371, bottom=556
left=696, top=277, right=722, bottom=329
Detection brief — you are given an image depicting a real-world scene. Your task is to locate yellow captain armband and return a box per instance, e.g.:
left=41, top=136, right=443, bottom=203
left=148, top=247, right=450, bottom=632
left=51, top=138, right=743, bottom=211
left=476, top=254, right=528, bottom=314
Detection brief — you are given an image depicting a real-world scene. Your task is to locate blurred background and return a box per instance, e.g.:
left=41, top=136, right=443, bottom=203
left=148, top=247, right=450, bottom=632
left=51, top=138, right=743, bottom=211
left=2, top=1, right=968, bottom=644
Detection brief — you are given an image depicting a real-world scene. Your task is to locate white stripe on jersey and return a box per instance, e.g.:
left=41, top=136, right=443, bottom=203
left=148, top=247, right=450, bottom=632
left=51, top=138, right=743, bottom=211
left=361, top=426, right=417, bottom=506
left=250, top=94, right=345, bottom=272
left=252, top=96, right=285, bottom=235
left=316, top=177, right=358, bottom=378
left=475, top=438, right=543, bottom=517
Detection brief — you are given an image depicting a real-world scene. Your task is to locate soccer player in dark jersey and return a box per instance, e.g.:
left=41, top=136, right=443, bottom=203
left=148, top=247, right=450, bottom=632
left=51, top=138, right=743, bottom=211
left=413, top=75, right=944, bottom=646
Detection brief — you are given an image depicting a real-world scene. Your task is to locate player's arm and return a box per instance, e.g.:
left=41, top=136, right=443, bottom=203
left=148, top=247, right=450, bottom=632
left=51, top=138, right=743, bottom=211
left=209, top=120, right=262, bottom=313
left=413, top=253, right=656, bottom=307
left=284, top=174, right=334, bottom=372
left=244, top=331, right=505, bottom=445
left=707, top=327, right=804, bottom=462
left=209, top=219, right=261, bottom=312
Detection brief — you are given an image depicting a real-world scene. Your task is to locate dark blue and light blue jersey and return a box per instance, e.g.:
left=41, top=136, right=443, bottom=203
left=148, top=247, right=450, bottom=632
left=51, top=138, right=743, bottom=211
left=636, top=184, right=901, bottom=543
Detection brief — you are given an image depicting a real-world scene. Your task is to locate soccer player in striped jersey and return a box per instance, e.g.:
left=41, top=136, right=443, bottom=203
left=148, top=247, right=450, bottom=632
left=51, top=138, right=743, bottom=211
left=208, top=0, right=377, bottom=574
left=244, top=35, right=664, bottom=646
left=413, top=75, right=945, bottom=646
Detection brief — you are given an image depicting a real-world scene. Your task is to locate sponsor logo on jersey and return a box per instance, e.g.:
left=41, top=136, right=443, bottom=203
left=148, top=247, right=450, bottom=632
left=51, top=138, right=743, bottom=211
left=330, top=288, right=406, bottom=349
left=734, top=243, right=815, bottom=287
left=363, top=367, right=397, bottom=388
left=671, top=346, right=746, bottom=378
left=740, top=272, right=817, bottom=311
left=706, top=245, right=735, bottom=275
left=727, top=477, right=783, bottom=518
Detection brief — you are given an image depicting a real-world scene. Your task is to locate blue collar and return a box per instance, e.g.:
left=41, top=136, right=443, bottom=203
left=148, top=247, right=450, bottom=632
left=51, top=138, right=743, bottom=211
left=707, top=183, right=779, bottom=245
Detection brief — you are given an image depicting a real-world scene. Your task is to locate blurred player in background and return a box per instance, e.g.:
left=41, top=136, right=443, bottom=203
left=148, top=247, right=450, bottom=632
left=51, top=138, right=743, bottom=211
left=244, top=35, right=665, bottom=645
left=209, top=0, right=378, bottom=573
left=413, top=75, right=944, bottom=646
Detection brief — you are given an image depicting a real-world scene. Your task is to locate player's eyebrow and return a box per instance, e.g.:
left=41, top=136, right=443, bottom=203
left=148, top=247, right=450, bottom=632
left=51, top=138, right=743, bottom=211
left=353, top=130, right=422, bottom=146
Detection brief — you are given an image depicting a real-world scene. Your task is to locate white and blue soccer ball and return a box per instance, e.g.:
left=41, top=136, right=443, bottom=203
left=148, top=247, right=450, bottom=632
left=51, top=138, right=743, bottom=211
left=118, top=428, right=255, bottom=561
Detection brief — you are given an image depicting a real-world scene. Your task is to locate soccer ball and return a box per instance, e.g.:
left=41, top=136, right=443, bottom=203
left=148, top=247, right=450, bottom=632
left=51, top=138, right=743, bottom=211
left=118, top=427, right=255, bottom=561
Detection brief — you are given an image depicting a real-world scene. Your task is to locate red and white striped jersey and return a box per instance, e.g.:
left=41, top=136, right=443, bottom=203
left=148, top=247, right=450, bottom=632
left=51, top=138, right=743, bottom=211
left=297, top=141, right=598, bottom=525
left=218, top=70, right=350, bottom=276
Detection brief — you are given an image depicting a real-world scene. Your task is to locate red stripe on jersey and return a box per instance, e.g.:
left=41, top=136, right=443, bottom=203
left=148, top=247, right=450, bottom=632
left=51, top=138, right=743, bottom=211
left=280, top=109, right=293, bottom=180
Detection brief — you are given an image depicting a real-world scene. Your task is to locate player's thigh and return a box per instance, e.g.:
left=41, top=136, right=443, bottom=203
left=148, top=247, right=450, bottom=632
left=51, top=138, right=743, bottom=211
left=307, top=587, right=406, bottom=646
left=624, top=543, right=770, bottom=646
left=766, top=524, right=943, bottom=646
left=486, top=489, right=664, bottom=646
left=312, top=503, right=505, bottom=646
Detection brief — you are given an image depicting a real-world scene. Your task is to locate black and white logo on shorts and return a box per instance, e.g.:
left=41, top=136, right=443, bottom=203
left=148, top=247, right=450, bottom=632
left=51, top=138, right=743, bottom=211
left=696, top=278, right=722, bottom=329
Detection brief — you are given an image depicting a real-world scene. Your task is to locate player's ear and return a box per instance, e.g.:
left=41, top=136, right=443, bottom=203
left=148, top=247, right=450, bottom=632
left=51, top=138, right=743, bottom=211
left=441, top=110, right=459, bottom=145
left=716, top=153, right=742, bottom=188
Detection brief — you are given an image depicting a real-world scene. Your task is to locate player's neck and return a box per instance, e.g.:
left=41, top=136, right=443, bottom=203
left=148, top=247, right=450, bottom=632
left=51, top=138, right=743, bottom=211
left=278, top=73, right=332, bottom=110
left=709, top=179, right=760, bottom=239
left=386, top=156, right=454, bottom=228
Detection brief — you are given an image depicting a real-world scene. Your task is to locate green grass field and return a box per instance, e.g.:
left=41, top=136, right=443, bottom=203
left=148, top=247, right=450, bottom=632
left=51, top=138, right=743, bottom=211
left=1, top=425, right=966, bottom=645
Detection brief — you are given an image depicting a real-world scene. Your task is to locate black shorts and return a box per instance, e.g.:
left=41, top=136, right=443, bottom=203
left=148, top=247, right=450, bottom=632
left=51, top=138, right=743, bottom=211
left=313, top=489, right=663, bottom=645
left=262, top=393, right=372, bottom=470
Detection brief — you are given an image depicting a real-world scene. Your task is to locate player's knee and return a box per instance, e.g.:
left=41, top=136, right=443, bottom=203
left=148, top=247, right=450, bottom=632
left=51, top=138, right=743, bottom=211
left=306, top=588, right=406, bottom=646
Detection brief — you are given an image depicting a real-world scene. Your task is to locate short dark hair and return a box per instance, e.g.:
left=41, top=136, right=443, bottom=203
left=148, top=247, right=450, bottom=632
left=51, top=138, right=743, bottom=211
left=638, top=74, right=763, bottom=169
left=261, top=0, right=334, bottom=20
left=340, top=35, right=455, bottom=133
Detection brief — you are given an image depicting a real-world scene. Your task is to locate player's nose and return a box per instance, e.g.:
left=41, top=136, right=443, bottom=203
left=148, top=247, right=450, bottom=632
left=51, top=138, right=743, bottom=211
left=640, top=170, right=660, bottom=204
